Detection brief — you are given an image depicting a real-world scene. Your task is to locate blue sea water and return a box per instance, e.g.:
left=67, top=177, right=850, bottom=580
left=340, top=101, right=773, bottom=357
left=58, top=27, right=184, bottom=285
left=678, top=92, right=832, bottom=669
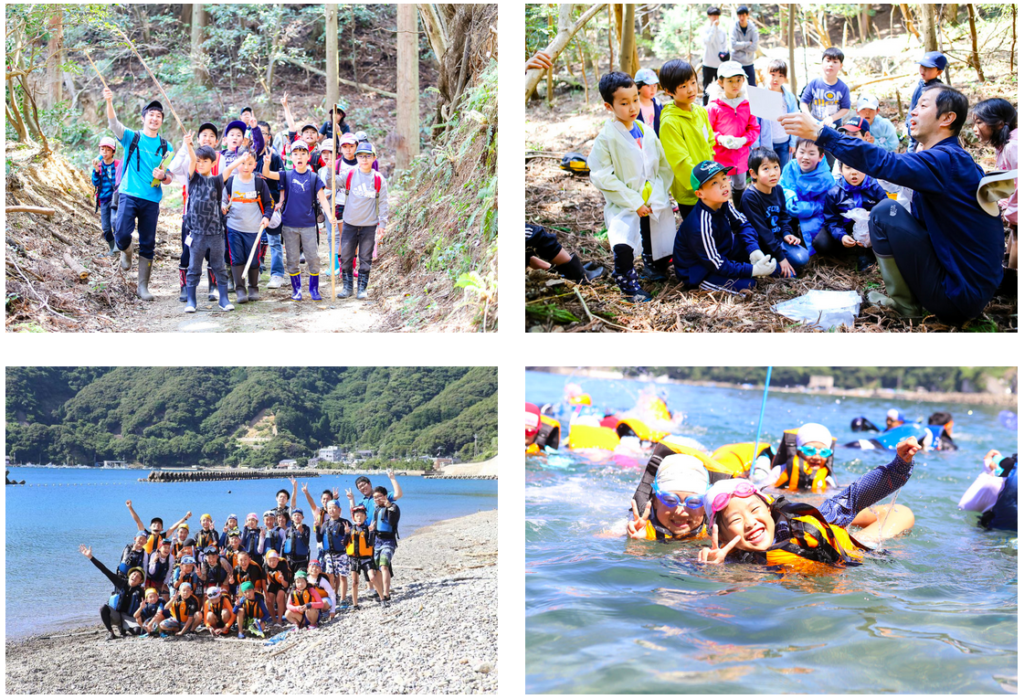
left=5, top=469, right=496, bottom=639
left=526, top=370, right=1018, bottom=694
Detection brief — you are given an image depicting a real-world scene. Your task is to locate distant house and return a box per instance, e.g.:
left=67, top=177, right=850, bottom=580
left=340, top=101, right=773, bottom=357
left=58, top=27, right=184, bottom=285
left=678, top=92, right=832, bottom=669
left=434, top=457, right=454, bottom=469
left=102, top=460, right=128, bottom=468
left=277, top=459, right=298, bottom=469
left=318, top=446, right=347, bottom=462
left=808, top=376, right=834, bottom=391
left=354, top=450, right=375, bottom=461
left=307, top=457, right=321, bottom=468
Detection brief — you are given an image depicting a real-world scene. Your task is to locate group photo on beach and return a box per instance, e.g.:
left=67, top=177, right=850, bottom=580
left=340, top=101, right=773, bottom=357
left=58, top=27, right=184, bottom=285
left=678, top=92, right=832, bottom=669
left=5, top=366, right=498, bottom=694
left=524, top=3, right=1018, bottom=332
left=5, top=3, right=499, bottom=333
left=525, top=366, right=1017, bottom=693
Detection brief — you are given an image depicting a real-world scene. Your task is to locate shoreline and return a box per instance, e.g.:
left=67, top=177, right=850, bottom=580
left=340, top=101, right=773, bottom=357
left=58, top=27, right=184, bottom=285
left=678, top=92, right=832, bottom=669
left=6, top=509, right=498, bottom=694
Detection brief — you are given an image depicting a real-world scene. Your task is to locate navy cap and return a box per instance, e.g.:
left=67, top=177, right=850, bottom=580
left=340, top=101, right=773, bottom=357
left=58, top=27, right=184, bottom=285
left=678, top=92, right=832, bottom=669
left=707, top=6, right=721, bottom=15
left=737, top=5, right=750, bottom=14
left=917, top=52, right=947, bottom=71
left=301, top=123, right=320, bottom=134
left=240, top=106, right=253, bottom=115
left=224, top=120, right=247, bottom=137
left=356, top=141, right=375, bottom=156
left=136, top=530, right=148, bottom=538
left=142, top=100, right=163, bottom=117
left=689, top=160, right=734, bottom=191
left=840, top=116, right=871, bottom=134
left=197, top=122, right=220, bottom=139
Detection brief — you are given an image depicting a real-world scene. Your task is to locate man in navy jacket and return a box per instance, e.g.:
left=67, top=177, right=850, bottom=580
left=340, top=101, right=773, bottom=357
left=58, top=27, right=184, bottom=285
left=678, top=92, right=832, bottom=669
left=780, top=84, right=1004, bottom=324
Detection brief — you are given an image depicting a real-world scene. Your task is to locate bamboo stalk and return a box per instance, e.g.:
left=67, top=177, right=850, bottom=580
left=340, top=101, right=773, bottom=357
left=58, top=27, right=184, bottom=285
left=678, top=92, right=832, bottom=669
left=111, top=26, right=186, bottom=134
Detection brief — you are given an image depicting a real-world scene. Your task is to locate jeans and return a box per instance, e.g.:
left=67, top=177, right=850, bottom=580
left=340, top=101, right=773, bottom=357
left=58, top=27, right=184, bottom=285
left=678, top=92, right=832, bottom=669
left=340, top=223, right=376, bottom=277
left=282, top=226, right=320, bottom=276
left=265, top=232, right=285, bottom=277
left=185, top=234, right=228, bottom=291
left=179, top=220, right=211, bottom=272
left=114, top=192, right=160, bottom=259
left=99, top=199, right=114, bottom=242
left=772, top=141, right=792, bottom=171
left=783, top=240, right=810, bottom=268
left=226, top=227, right=259, bottom=269
left=742, top=63, right=756, bottom=86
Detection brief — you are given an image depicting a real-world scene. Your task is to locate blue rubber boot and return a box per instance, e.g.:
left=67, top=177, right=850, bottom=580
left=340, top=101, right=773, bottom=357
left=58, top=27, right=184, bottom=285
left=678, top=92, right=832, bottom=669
left=184, top=286, right=197, bottom=314
left=309, top=273, right=322, bottom=301
left=217, top=286, right=235, bottom=311
left=290, top=274, right=303, bottom=301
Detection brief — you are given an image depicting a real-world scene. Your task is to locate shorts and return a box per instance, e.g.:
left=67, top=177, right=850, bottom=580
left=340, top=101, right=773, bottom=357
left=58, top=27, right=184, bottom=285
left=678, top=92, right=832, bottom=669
left=323, top=550, right=350, bottom=577
left=161, top=617, right=184, bottom=630
left=287, top=557, right=309, bottom=574
left=350, top=556, right=377, bottom=581
left=374, top=539, right=396, bottom=568
left=296, top=607, right=325, bottom=628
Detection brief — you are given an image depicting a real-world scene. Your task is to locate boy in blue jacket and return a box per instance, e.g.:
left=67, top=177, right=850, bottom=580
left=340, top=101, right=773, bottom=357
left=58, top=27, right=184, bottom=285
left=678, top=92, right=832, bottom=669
left=92, top=137, right=122, bottom=257
left=821, top=161, right=888, bottom=270
left=674, top=160, right=777, bottom=294
left=780, top=138, right=834, bottom=255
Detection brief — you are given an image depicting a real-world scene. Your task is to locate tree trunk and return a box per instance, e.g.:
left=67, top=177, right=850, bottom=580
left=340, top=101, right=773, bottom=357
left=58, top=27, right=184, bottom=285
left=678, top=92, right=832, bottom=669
left=608, top=4, right=614, bottom=71
left=859, top=6, right=871, bottom=42
left=45, top=8, right=63, bottom=110
left=191, top=4, right=210, bottom=87
left=1012, top=4, right=1017, bottom=76
left=326, top=5, right=339, bottom=114
left=640, top=3, right=655, bottom=42
left=418, top=4, right=449, bottom=66
left=396, top=4, right=420, bottom=170
left=179, top=4, right=193, bottom=28
left=944, top=4, right=959, bottom=25
left=919, top=3, right=938, bottom=51
left=264, top=3, right=283, bottom=103
left=618, top=4, right=638, bottom=76
left=547, top=11, right=554, bottom=107
left=135, top=5, right=152, bottom=44
left=967, top=4, right=985, bottom=82
left=576, top=36, right=590, bottom=104
left=899, top=4, right=920, bottom=40
left=525, top=3, right=606, bottom=102
left=788, top=5, right=797, bottom=94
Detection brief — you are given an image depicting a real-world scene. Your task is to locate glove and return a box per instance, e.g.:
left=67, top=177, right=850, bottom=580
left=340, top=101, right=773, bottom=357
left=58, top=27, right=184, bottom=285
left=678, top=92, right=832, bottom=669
left=720, top=135, right=744, bottom=150
left=751, top=255, right=777, bottom=277
left=749, top=250, right=766, bottom=265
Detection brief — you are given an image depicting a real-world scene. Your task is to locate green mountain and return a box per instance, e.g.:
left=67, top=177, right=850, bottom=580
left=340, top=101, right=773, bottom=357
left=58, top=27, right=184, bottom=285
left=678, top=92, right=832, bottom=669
left=6, top=367, right=497, bottom=467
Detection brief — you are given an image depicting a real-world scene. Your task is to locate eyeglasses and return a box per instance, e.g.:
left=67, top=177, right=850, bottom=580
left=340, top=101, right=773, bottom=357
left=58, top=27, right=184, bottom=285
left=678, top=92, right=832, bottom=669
left=798, top=445, right=833, bottom=459
left=652, top=475, right=704, bottom=511
left=709, top=481, right=759, bottom=518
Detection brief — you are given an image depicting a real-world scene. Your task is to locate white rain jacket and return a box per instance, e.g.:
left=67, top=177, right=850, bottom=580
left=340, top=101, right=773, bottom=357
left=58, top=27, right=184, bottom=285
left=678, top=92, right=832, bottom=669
left=587, top=119, right=675, bottom=259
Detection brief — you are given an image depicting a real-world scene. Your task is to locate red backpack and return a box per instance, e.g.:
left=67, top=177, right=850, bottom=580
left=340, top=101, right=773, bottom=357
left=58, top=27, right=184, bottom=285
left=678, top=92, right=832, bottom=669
left=345, top=169, right=382, bottom=217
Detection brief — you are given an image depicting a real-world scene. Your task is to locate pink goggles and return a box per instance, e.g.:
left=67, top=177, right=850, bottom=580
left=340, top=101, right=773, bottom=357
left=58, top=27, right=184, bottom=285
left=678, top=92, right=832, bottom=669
left=708, top=481, right=759, bottom=518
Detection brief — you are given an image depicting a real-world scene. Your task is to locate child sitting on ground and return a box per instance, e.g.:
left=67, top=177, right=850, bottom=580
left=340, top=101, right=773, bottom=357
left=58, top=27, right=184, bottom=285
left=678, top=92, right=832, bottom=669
left=588, top=71, right=675, bottom=301
left=285, top=571, right=325, bottom=630
left=780, top=138, right=835, bottom=256
left=821, top=160, right=888, bottom=270
left=856, top=95, right=900, bottom=152
left=92, top=137, right=121, bottom=256
left=525, top=223, right=604, bottom=284
left=831, top=116, right=871, bottom=177
left=133, top=588, right=165, bottom=635
left=707, top=61, right=760, bottom=209
left=233, top=580, right=271, bottom=638
left=659, top=59, right=716, bottom=225
left=634, top=68, right=663, bottom=136
left=674, top=160, right=776, bottom=294
left=339, top=142, right=389, bottom=300
left=202, top=586, right=236, bottom=637
left=741, top=148, right=806, bottom=278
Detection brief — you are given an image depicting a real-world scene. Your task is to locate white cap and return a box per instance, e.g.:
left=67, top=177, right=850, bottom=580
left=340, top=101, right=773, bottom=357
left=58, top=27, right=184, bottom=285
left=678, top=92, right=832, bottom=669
left=796, top=423, right=833, bottom=447
left=703, top=477, right=760, bottom=522
left=656, top=454, right=709, bottom=496
left=716, top=61, right=746, bottom=79
left=857, top=95, right=880, bottom=111
left=319, top=140, right=335, bottom=152
left=99, top=137, right=118, bottom=151
left=886, top=409, right=901, bottom=420
left=634, top=68, right=659, bottom=86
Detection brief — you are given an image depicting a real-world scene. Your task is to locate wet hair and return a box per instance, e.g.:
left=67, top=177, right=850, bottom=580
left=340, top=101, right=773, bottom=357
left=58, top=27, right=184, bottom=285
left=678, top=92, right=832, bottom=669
left=747, top=147, right=780, bottom=175
left=822, top=47, right=844, bottom=64
left=195, top=145, right=217, bottom=163
left=599, top=71, right=636, bottom=105
left=928, top=411, right=954, bottom=425
left=922, top=83, right=969, bottom=136
left=372, top=486, right=389, bottom=497
left=794, top=137, right=822, bottom=156
left=971, top=98, right=1017, bottom=151
left=150, top=517, right=163, bottom=527
left=659, top=59, right=697, bottom=95
left=767, top=59, right=788, bottom=78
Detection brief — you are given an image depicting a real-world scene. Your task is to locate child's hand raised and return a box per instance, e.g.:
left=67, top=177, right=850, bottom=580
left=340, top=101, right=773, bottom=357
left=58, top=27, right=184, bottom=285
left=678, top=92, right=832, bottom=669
left=281, top=93, right=289, bottom=108
left=79, top=544, right=93, bottom=559
left=626, top=501, right=651, bottom=539
left=183, top=130, right=194, bottom=147
left=697, top=523, right=741, bottom=565
left=896, top=437, right=921, bottom=463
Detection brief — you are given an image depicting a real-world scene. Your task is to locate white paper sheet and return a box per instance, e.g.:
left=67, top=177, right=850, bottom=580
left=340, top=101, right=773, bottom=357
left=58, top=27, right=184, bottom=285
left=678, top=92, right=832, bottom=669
left=746, top=86, right=786, bottom=121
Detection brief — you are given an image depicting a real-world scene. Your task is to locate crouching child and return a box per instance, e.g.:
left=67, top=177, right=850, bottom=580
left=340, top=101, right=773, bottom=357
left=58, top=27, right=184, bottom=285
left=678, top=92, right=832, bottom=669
left=820, top=161, right=888, bottom=270
left=741, top=147, right=807, bottom=277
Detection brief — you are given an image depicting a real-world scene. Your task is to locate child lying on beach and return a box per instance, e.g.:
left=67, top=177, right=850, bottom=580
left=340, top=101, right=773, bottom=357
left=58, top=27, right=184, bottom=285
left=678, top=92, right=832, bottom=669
left=698, top=437, right=920, bottom=566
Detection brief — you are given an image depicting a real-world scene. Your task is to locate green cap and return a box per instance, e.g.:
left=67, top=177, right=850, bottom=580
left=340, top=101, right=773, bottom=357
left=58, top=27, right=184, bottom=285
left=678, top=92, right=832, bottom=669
left=295, top=570, right=308, bottom=579
left=240, top=581, right=255, bottom=592
left=689, top=160, right=734, bottom=191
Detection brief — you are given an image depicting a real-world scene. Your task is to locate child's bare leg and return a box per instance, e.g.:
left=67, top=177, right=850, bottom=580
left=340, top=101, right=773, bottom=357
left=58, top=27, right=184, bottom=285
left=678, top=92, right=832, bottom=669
left=350, top=573, right=359, bottom=606
left=339, top=574, right=348, bottom=604
left=852, top=504, right=915, bottom=544
left=275, top=591, right=286, bottom=623
left=305, top=608, right=318, bottom=626
left=369, top=570, right=384, bottom=599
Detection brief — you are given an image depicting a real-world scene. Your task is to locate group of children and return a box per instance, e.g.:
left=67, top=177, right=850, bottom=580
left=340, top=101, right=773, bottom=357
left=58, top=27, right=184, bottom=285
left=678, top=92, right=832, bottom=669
left=577, top=39, right=1017, bottom=302
left=93, top=91, right=389, bottom=310
left=81, top=474, right=402, bottom=640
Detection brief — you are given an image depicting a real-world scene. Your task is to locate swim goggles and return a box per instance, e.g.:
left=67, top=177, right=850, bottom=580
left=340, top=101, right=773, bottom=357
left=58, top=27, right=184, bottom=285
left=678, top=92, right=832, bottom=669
left=708, top=481, right=759, bottom=518
left=798, top=445, right=833, bottom=458
left=652, top=474, right=704, bottom=510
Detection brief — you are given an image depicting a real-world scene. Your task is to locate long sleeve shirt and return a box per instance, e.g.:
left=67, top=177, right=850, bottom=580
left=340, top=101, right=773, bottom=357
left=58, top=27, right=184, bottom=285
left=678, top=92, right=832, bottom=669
left=674, top=199, right=760, bottom=285
left=730, top=21, right=759, bottom=65
left=816, top=454, right=913, bottom=527
left=741, top=185, right=793, bottom=260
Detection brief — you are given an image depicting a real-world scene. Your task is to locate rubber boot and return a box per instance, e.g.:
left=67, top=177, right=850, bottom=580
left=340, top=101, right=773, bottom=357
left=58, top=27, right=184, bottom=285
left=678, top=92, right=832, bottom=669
left=107, top=239, right=117, bottom=256
left=868, top=256, right=924, bottom=317
left=217, top=285, right=235, bottom=311
left=119, top=242, right=133, bottom=271
left=247, top=266, right=260, bottom=301
left=612, top=268, right=652, bottom=302
left=178, top=268, right=188, bottom=302
left=184, top=286, right=198, bottom=314
left=227, top=264, right=235, bottom=292
left=208, top=269, right=219, bottom=301
left=582, top=261, right=606, bottom=281
left=638, top=252, right=668, bottom=282
left=232, top=266, right=248, bottom=304
left=290, top=274, right=303, bottom=301
left=309, top=273, right=322, bottom=301
left=356, top=271, right=369, bottom=300
left=554, top=253, right=588, bottom=283
left=337, top=270, right=353, bottom=298
left=136, top=256, right=155, bottom=301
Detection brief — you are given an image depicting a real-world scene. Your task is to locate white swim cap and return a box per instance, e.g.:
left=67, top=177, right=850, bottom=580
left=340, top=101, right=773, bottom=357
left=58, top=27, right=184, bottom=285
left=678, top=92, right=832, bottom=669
left=796, top=423, right=833, bottom=447
left=656, top=454, right=709, bottom=496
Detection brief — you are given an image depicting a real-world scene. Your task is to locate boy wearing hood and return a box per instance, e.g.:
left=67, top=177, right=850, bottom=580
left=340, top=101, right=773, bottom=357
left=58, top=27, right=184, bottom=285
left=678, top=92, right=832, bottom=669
left=587, top=71, right=675, bottom=301
left=780, top=138, right=835, bottom=254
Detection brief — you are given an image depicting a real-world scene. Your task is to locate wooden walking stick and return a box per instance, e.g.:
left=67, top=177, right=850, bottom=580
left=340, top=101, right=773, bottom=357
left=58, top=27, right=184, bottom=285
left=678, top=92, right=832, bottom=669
left=241, top=224, right=269, bottom=280
left=111, top=25, right=186, bottom=135
left=82, top=51, right=111, bottom=92
left=330, top=114, right=337, bottom=301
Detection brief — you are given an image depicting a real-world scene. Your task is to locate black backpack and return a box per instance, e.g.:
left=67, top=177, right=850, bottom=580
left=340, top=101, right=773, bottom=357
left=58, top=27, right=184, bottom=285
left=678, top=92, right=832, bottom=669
left=125, top=131, right=169, bottom=180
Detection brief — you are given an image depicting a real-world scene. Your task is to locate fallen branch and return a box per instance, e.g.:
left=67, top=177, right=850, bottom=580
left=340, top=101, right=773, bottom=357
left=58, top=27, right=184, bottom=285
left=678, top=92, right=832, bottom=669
left=63, top=253, right=89, bottom=281
left=50, top=230, right=73, bottom=246
left=274, top=54, right=398, bottom=99
left=574, top=285, right=631, bottom=332
left=6, top=205, right=55, bottom=216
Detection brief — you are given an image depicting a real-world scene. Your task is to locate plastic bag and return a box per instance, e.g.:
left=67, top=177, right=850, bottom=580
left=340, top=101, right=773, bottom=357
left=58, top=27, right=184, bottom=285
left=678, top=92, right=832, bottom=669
left=772, top=290, right=862, bottom=330
left=841, top=207, right=872, bottom=246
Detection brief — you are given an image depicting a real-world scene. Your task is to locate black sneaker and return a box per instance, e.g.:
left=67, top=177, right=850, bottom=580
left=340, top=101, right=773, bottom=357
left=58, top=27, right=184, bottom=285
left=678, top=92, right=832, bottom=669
left=612, top=269, right=653, bottom=302
left=638, top=253, right=668, bottom=282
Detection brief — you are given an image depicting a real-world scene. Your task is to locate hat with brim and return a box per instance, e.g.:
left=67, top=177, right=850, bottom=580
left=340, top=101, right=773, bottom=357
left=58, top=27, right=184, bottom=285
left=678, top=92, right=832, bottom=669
left=320, top=140, right=336, bottom=152
left=198, top=122, right=220, bottom=140
left=339, top=133, right=359, bottom=146
left=301, top=123, right=320, bottom=134
left=289, top=141, right=310, bottom=153
left=142, top=100, right=163, bottom=117
left=356, top=141, right=375, bottom=156
left=127, top=566, right=145, bottom=579
left=690, top=160, right=734, bottom=191
left=634, top=68, right=659, bottom=86
left=99, top=137, right=117, bottom=151
left=857, top=95, right=880, bottom=111
left=977, top=170, right=1018, bottom=217
left=717, top=61, right=745, bottom=79
left=224, top=121, right=247, bottom=138
left=839, top=116, right=871, bottom=134
left=917, top=51, right=948, bottom=70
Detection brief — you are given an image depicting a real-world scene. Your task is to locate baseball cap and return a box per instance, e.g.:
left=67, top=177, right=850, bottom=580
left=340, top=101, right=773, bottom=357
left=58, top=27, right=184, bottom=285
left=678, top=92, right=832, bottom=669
left=525, top=402, right=541, bottom=436
left=292, top=509, right=304, bottom=517
left=840, top=116, right=871, bottom=134
left=135, top=530, right=148, bottom=538
left=917, top=52, right=948, bottom=70
left=340, top=133, right=359, bottom=145
left=141, top=100, right=163, bottom=117
left=227, top=514, right=238, bottom=521
left=320, top=140, right=336, bottom=152
left=224, top=121, right=246, bottom=137
left=634, top=68, right=659, bottom=86
left=856, top=95, right=880, bottom=111
left=352, top=504, right=367, bottom=514
left=737, top=5, right=750, bottom=14
left=354, top=131, right=369, bottom=142
left=99, top=137, right=117, bottom=151
left=240, top=106, right=253, bottom=115
left=707, top=6, right=721, bottom=15
left=716, top=61, right=746, bottom=79
left=301, top=122, right=320, bottom=134
left=289, top=141, right=310, bottom=153
left=689, top=160, right=734, bottom=191
left=356, top=141, right=375, bottom=156
left=886, top=409, right=905, bottom=421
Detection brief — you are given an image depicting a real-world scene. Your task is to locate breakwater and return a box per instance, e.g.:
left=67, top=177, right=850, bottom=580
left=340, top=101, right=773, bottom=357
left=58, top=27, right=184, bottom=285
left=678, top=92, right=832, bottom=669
left=142, top=469, right=319, bottom=483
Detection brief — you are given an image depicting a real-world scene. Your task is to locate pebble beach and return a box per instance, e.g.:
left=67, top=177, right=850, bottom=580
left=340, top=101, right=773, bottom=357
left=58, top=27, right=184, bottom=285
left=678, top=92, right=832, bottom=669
left=5, top=510, right=498, bottom=695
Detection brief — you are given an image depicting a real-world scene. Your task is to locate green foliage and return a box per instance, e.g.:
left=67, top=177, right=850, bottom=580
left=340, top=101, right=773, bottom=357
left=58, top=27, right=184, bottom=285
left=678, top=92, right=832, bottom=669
left=6, top=367, right=497, bottom=467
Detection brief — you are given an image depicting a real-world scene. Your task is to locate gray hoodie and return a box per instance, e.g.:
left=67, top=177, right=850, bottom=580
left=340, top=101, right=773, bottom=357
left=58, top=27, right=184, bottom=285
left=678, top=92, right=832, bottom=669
left=701, top=23, right=729, bottom=69
left=730, top=21, right=758, bottom=66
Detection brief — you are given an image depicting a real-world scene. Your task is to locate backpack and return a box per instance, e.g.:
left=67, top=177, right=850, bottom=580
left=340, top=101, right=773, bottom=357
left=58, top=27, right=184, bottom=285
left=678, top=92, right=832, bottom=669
left=94, top=159, right=122, bottom=213
left=125, top=131, right=169, bottom=182
left=280, top=169, right=323, bottom=229
left=345, top=169, right=383, bottom=219
left=225, top=175, right=273, bottom=218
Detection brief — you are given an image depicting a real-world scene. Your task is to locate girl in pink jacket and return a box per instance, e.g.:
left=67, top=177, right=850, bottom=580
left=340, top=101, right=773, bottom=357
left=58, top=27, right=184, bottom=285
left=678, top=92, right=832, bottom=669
left=707, top=61, right=760, bottom=207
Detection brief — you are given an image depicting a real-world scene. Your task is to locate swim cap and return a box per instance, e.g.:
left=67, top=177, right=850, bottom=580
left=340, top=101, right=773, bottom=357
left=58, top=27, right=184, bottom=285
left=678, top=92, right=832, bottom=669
left=525, top=402, right=541, bottom=436
left=264, top=510, right=276, bottom=518
left=886, top=409, right=905, bottom=421
left=227, top=514, right=238, bottom=521
left=145, top=588, right=158, bottom=597
left=127, top=566, right=145, bottom=579
left=308, top=559, right=322, bottom=569
left=702, top=478, right=763, bottom=523
left=240, top=581, right=255, bottom=592
left=292, top=509, right=304, bottom=517
left=206, top=586, right=221, bottom=598
left=179, top=524, right=189, bottom=530
left=136, top=530, right=148, bottom=538
left=179, top=582, right=192, bottom=590
left=656, top=454, right=710, bottom=496
left=352, top=505, right=367, bottom=514
left=796, top=423, right=833, bottom=447
left=201, top=514, right=213, bottom=521
left=295, top=570, right=307, bottom=579
left=327, top=500, right=340, bottom=509
left=246, top=513, right=258, bottom=521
